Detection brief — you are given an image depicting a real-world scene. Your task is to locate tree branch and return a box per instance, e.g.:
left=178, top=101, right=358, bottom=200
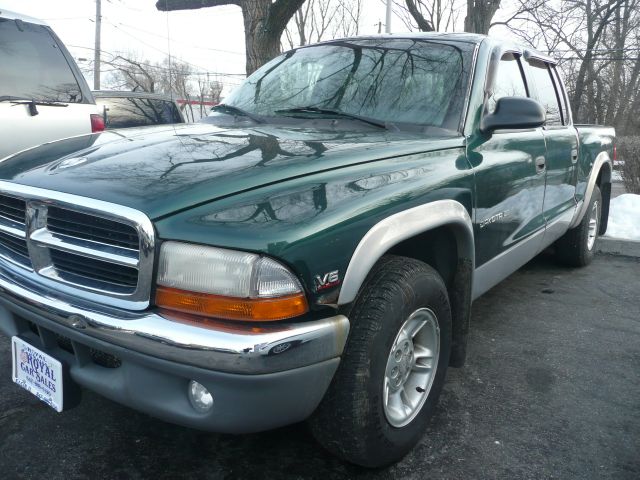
left=156, top=0, right=240, bottom=12
left=405, top=0, right=435, bottom=31
left=268, top=0, right=307, bottom=35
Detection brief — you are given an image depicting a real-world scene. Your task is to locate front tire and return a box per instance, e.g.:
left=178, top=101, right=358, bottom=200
left=309, top=256, right=451, bottom=467
left=555, top=185, right=602, bottom=267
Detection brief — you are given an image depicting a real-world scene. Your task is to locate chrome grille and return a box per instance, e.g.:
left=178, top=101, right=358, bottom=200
left=0, top=194, right=26, bottom=224
left=0, top=182, right=155, bottom=310
left=0, top=230, right=30, bottom=264
left=50, top=249, right=139, bottom=291
left=47, top=206, right=139, bottom=250
left=0, top=194, right=30, bottom=268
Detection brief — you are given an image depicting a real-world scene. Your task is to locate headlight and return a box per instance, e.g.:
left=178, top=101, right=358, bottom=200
left=155, top=241, right=308, bottom=321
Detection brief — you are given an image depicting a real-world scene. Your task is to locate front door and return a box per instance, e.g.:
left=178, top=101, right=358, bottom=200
left=469, top=53, right=548, bottom=270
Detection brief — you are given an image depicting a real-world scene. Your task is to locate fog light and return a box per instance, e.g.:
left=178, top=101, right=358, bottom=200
left=188, top=380, right=213, bottom=413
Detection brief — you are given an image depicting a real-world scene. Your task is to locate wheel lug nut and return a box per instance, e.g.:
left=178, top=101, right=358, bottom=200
left=391, top=367, right=399, bottom=378
left=395, top=350, right=402, bottom=361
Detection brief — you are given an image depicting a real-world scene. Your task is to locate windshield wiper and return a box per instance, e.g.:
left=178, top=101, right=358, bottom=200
left=275, top=106, right=389, bottom=129
left=0, top=96, right=25, bottom=102
left=211, top=103, right=264, bottom=123
left=0, top=96, right=68, bottom=106
left=10, top=99, right=68, bottom=107
left=0, top=97, right=69, bottom=116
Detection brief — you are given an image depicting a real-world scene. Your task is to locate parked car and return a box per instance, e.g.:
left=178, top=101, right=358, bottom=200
left=0, top=34, right=614, bottom=467
left=93, top=91, right=184, bottom=129
left=0, top=9, right=103, bottom=160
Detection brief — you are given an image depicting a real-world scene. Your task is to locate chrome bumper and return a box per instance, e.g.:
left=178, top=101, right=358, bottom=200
left=0, top=264, right=349, bottom=374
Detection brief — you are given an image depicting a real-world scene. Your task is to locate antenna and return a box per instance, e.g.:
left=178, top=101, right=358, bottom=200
left=164, top=0, right=173, bottom=101
left=385, top=0, right=392, bottom=34
left=94, top=0, right=102, bottom=89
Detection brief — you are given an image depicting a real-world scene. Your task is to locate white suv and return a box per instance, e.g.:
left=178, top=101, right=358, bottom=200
left=0, top=10, right=103, bottom=160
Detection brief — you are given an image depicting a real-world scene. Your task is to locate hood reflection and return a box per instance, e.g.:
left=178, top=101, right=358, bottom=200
left=199, top=164, right=436, bottom=225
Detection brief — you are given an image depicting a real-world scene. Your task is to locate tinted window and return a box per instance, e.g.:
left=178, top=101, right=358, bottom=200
left=528, top=60, right=563, bottom=125
left=97, top=97, right=183, bottom=128
left=551, top=66, right=570, bottom=124
left=0, top=18, right=82, bottom=103
left=224, top=40, right=473, bottom=130
left=488, top=53, right=527, bottom=113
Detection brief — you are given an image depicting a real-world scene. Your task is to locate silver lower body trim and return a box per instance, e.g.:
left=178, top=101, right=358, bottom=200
left=0, top=264, right=349, bottom=374
left=472, top=208, right=575, bottom=300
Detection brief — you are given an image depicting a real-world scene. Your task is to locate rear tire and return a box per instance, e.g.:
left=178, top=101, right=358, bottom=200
left=309, top=255, right=451, bottom=467
left=555, top=185, right=602, bottom=267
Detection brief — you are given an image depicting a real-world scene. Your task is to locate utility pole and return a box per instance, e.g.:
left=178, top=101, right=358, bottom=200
left=94, top=0, right=101, bottom=90
left=385, top=0, right=392, bottom=34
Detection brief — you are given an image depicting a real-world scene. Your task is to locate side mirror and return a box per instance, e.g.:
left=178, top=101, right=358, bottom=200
left=480, top=97, right=546, bottom=133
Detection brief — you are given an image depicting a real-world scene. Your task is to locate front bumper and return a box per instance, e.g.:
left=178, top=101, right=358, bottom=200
left=0, top=265, right=349, bottom=432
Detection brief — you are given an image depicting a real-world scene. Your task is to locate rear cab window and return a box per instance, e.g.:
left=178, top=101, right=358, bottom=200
left=0, top=18, right=84, bottom=103
left=97, top=97, right=183, bottom=128
left=551, top=66, right=571, bottom=124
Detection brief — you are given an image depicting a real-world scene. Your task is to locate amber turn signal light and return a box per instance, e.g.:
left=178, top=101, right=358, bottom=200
left=155, top=286, right=309, bottom=322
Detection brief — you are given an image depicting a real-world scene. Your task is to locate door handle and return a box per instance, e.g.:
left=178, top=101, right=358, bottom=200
left=535, top=156, right=546, bottom=173
left=571, top=149, right=578, bottom=164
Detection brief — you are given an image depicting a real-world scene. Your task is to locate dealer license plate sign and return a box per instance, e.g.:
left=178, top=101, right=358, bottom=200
left=11, top=336, right=63, bottom=412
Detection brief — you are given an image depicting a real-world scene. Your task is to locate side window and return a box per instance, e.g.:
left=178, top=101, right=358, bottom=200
left=528, top=60, right=563, bottom=126
left=551, top=66, right=570, bottom=124
left=488, top=53, right=528, bottom=113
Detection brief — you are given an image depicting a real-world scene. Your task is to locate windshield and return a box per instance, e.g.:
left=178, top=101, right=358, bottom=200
left=0, top=18, right=83, bottom=103
left=223, top=39, right=473, bottom=131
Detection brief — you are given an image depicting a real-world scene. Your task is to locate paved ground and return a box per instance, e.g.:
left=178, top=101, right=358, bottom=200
left=612, top=180, right=627, bottom=199
left=1, top=253, right=639, bottom=480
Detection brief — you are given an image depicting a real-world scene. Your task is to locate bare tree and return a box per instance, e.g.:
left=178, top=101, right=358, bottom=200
left=498, top=0, right=640, bottom=136
left=391, top=0, right=462, bottom=32
left=394, top=0, right=498, bottom=33
left=464, top=0, right=502, bottom=33
left=156, top=0, right=306, bottom=74
left=209, top=80, right=224, bottom=104
left=104, top=54, right=161, bottom=92
left=284, top=0, right=362, bottom=48
left=104, top=54, right=194, bottom=96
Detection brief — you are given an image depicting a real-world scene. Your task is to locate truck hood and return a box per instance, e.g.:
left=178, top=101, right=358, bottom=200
left=0, top=122, right=462, bottom=219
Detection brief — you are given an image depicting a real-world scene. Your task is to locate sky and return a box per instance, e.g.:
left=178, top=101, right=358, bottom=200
left=1, top=0, right=415, bottom=93
left=1, top=0, right=522, bottom=97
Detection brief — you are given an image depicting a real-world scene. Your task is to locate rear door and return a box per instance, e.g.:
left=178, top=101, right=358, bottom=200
left=523, top=59, right=578, bottom=241
left=0, top=18, right=99, bottom=159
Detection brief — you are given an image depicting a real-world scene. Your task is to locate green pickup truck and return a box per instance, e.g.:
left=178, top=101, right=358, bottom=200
left=0, top=34, right=614, bottom=467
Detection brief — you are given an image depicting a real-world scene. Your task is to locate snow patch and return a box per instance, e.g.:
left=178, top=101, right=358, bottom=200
left=605, top=194, right=640, bottom=241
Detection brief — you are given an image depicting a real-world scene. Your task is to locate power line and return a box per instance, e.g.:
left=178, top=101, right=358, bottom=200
left=42, top=16, right=91, bottom=21
left=100, top=20, right=247, bottom=76
left=68, top=44, right=246, bottom=77
left=541, top=47, right=640, bottom=53
left=102, top=17, right=245, bottom=56
left=562, top=56, right=640, bottom=61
